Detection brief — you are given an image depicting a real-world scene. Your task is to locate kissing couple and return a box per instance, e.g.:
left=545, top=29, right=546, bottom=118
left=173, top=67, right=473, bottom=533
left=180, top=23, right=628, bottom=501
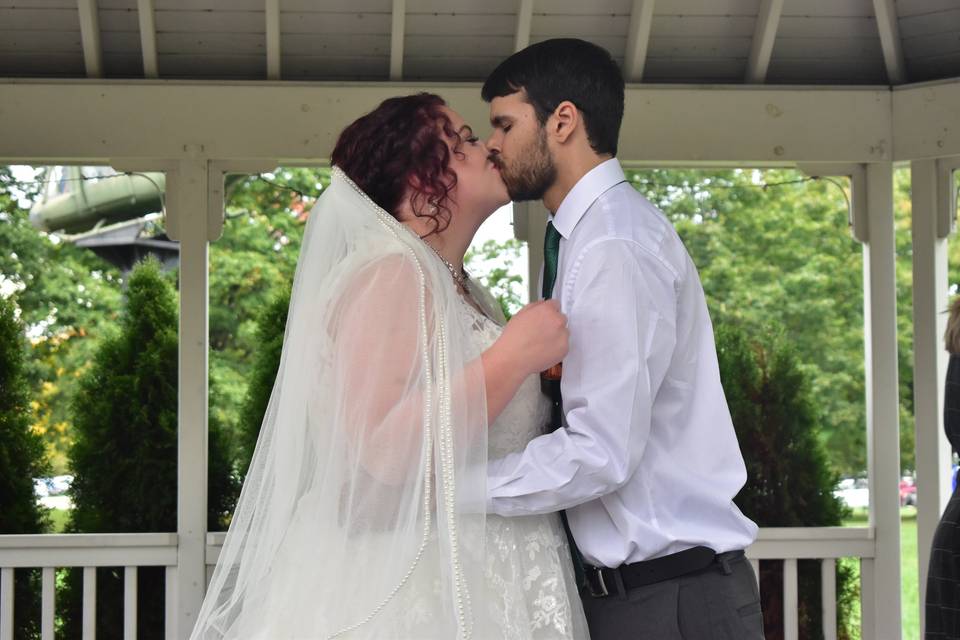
left=191, top=38, right=763, bottom=640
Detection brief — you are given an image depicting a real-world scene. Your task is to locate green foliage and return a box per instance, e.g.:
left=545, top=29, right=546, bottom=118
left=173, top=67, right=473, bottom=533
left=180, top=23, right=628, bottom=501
left=626, top=168, right=870, bottom=476
left=61, top=258, right=238, bottom=639
left=717, top=322, right=857, bottom=639
left=0, top=296, right=49, bottom=533
left=465, top=237, right=526, bottom=319
left=0, top=295, right=49, bottom=639
left=208, top=169, right=324, bottom=451
left=0, top=167, right=123, bottom=473
left=236, top=287, right=291, bottom=475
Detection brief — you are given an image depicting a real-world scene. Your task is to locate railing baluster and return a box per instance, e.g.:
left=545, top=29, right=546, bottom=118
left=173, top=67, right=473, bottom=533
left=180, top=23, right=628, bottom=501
left=41, top=567, right=55, bottom=640
left=165, top=566, right=176, bottom=640
left=749, top=558, right=760, bottom=588
left=124, top=566, right=137, bottom=640
left=783, top=558, right=799, bottom=640
left=1, top=568, right=13, bottom=640
left=860, top=558, right=877, bottom=639
left=83, top=566, right=97, bottom=640
left=821, top=558, right=837, bottom=640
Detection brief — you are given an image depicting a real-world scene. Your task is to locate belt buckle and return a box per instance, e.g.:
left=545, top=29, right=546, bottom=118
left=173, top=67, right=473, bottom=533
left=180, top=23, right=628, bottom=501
left=586, top=566, right=610, bottom=598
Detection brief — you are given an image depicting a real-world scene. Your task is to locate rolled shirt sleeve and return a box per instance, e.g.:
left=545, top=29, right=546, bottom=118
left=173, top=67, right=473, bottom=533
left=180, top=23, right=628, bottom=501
left=487, top=238, right=678, bottom=516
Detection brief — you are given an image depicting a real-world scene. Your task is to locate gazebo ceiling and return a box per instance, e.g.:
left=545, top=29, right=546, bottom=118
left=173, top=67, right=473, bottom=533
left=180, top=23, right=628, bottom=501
left=1, top=0, right=958, bottom=86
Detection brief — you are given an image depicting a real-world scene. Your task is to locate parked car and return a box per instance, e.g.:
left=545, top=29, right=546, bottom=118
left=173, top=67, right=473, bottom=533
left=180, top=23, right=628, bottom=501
left=834, top=477, right=869, bottom=509
left=33, top=475, right=74, bottom=510
left=899, top=477, right=917, bottom=507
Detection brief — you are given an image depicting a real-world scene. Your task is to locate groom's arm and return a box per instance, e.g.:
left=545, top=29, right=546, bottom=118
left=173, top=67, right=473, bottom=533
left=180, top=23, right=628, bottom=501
left=487, top=238, right=677, bottom=516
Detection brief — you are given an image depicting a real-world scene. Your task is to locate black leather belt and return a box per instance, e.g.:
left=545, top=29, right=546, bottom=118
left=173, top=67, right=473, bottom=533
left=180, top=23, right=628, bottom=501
left=583, top=546, right=740, bottom=598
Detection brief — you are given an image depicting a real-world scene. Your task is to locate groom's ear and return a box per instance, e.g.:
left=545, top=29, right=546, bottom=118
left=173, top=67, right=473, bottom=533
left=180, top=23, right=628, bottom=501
left=549, top=101, right=580, bottom=145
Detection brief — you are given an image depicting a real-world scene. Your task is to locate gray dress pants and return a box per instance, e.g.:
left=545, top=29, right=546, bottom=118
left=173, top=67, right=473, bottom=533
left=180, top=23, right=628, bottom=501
left=580, top=551, right=764, bottom=640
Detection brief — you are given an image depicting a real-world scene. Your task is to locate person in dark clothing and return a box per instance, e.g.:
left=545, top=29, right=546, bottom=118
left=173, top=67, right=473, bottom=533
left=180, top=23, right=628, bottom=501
left=925, top=296, right=960, bottom=639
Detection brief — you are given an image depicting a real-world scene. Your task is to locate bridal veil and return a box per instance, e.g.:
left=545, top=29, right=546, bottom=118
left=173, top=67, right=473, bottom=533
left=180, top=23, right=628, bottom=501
left=190, top=167, right=491, bottom=639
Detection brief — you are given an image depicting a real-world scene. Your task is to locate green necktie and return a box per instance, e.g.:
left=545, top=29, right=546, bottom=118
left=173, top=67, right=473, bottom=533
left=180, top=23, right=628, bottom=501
left=542, top=220, right=562, bottom=300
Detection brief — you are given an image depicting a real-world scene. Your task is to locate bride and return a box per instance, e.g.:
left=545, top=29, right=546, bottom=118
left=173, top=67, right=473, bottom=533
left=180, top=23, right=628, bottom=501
left=190, top=93, right=589, bottom=639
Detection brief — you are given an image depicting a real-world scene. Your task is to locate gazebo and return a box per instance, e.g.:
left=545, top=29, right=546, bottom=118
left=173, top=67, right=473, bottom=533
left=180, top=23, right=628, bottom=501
left=1, top=1, right=959, bottom=638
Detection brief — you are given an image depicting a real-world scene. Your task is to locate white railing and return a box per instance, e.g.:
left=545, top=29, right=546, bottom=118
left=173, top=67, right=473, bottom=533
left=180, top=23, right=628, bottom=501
left=0, top=533, right=178, bottom=640
left=747, top=527, right=876, bottom=640
left=1, top=527, right=878, bottom=640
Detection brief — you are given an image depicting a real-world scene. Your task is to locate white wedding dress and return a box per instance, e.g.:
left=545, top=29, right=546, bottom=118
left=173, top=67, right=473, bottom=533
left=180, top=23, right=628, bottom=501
left=449, top=288, right=589, bottom=639
left=190, top=168, right=589, bottom=640
left=229, top=290, right=590, bottom=640
left=352, top=290, right=590, bottom=639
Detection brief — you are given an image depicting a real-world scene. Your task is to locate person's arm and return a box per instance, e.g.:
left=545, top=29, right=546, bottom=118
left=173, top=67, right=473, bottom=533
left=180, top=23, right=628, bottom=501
left=333, top=256, right=568, bottom=486
left=482, top=299, right=567, bottom=421
left=487, top=239, right=678, bottom=515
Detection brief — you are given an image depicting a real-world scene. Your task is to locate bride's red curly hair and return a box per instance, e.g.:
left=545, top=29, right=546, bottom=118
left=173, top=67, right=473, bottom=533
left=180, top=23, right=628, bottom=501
left=331, top=93, right=464, bottom=236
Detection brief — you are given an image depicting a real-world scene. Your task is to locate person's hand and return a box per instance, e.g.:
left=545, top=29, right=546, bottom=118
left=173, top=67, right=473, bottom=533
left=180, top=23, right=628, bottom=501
left=494, top=299, right=569, bottom=377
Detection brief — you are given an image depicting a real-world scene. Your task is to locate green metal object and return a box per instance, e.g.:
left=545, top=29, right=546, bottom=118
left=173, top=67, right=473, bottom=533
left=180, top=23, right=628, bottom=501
left=29, top=166, right=166, bottom=234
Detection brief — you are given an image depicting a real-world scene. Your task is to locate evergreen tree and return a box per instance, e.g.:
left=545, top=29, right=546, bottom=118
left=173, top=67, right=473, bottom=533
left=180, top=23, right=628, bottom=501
left=236, top=287, right=291, bottom=476
left=0, top=295, right=48, bottom=638
left=717, top=321, right=857, bottom=640
left=60, top=258, right=239, bottom=639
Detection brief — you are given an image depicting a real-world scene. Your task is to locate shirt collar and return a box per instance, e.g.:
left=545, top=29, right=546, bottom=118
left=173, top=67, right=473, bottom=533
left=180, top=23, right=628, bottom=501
left=550, top=158, right=626, bottom=238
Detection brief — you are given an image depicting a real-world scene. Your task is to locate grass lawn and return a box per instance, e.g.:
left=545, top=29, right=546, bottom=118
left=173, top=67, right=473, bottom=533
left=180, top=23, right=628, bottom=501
left=845, top=507, right=919, bottom=640
left=48, top=507, right=70, bottom=533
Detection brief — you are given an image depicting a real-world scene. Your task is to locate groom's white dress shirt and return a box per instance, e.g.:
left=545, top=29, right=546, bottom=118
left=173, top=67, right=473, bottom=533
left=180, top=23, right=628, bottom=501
left=488, top=158, right=758, bottom=568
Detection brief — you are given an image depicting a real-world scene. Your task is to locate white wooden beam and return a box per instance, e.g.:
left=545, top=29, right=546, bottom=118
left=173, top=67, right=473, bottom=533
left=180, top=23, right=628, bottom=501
left=872, top=0, right=907, bottom=85
left=863, top=161, right=903, bottom=639
left=136, top=0, right=158, bottom=79
left=77, top=0, right=103, bottom=78
left=265, top=0, right=281, bottom=81
left=912, top=157, right=952, bottom=633
left=0, top=82, right=904, bottom=165
left=173, top=155, right=210, bottom=639
left=514, top=0, right=533, bottom=52
left=389, top=0, right=405, bottom=81
left=745, top=0, right=783, bottom=83
left=894, top=81, right=960, bottom=159
left=512, top=201, right=549, bottom=301
left=623, top=0, right=654, bottom=83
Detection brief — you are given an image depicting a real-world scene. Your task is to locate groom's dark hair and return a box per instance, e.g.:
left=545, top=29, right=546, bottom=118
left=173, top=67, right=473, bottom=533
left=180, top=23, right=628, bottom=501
left=482, top=38, right=625, bottom=156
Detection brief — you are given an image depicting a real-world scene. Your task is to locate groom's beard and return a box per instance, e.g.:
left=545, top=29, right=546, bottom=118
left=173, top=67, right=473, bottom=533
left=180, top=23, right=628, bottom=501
left=496, top=128, right=557, bottom=202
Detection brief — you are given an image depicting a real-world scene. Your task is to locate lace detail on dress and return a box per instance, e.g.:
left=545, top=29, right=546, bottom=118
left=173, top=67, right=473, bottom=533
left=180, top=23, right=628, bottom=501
left=454, top=296, right=589, bottom=640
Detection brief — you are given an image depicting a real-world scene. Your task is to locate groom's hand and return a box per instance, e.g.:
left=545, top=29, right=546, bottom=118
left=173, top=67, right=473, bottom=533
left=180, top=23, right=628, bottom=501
left=498, top=299, right=569, bottom=376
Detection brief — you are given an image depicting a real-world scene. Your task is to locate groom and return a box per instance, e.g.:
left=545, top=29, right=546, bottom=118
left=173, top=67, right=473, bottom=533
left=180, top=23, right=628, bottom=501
left=483, top=39, right=763, bottom=639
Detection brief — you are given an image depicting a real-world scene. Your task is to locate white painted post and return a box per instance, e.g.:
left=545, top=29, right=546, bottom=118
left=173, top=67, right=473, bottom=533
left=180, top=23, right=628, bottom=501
left=41, top=567, right=54, bottom=640
left=863, top=161, right=903, bottom=638
left=83, top=566, right=97, bottom=640
left=1, top=568, right=12, bottom=640
left=912, top=158, right=952, bottom=630
left=124, top=567, right=138, bottom=640
left=165, top=566, right=177, bottom=640
left=513, top=200, right=549, bottom=301
left=783, top=559, right=799, bottom=640
left=860, top=558, right=877, bottom=639
left=821, top=558, right=837, bottom=640
left=171, top=155, right=211, bottom=639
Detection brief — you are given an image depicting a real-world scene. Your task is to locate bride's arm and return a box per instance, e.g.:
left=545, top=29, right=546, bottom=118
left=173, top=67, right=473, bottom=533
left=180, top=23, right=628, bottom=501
left=332, top=257, right=567, bottom=485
